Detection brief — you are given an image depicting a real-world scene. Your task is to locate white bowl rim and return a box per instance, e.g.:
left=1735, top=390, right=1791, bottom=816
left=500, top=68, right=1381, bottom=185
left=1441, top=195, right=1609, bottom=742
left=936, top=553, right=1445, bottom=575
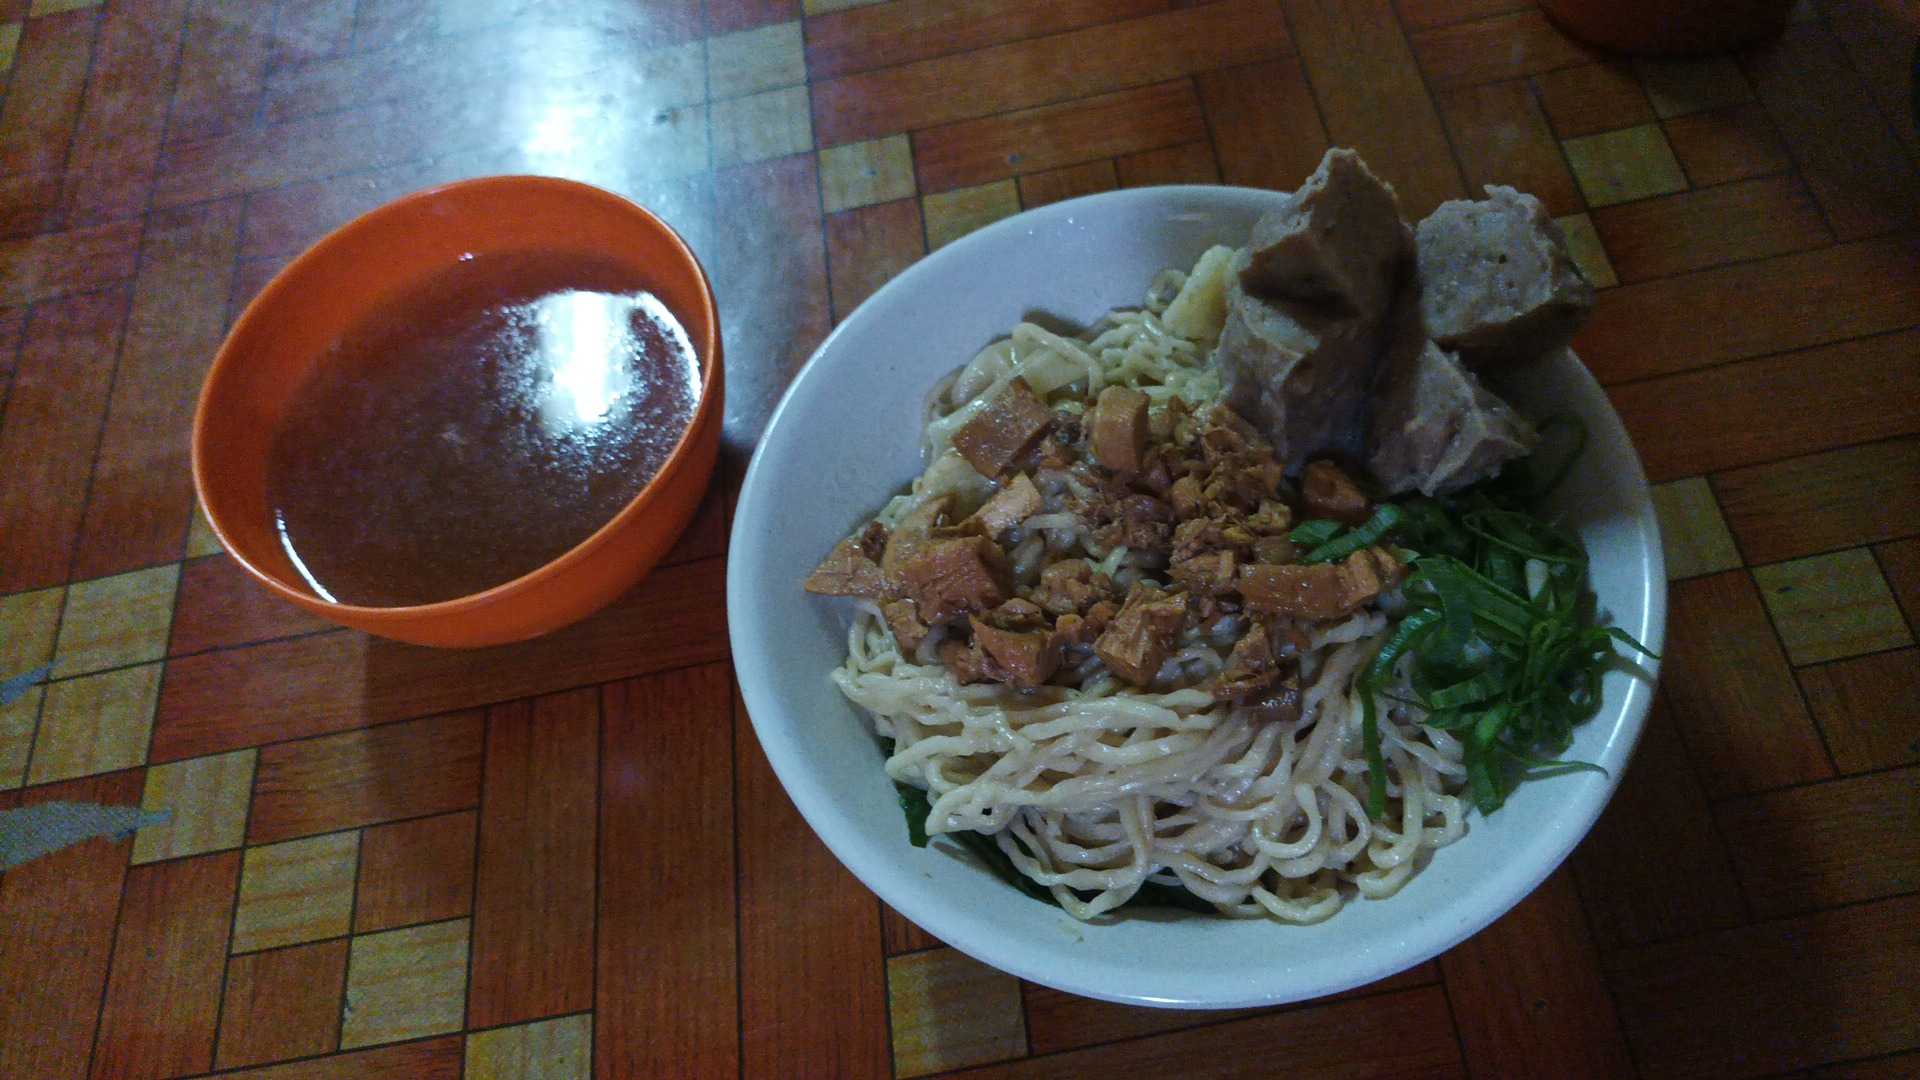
left=729, top=183, right=1666, bottom=1009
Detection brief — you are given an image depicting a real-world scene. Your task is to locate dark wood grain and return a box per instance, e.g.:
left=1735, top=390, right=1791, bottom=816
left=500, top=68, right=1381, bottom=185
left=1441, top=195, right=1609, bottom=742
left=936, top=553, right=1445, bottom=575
left=1663, top=571, right=1833, bottom=798
left=914, top=80, right=1203, bottom=195
left=92, top=850, right=242, bottom=1080
left=1532, top=62, right=1654, bottom=139
left=0, top=219, right=141, bottom=307
left=1799, top=648, right=1920, bottom=775
left=1394, top=0, right=1528, bottom=32
left=216, top=939, right=351, bottom=1069
left=708, top=155, right=830, bottom=451
left=1437, top=78, right=1581, bottom=215
left=1715, top=766, right=1920, bottom=919
left=1605, top=894, right=1920, bottom=1077
left=0, top=288, right=131, bottom=593
left=1609, top=330, right=1920, bottom=483
left=880, top=904, right=942, bottom=956
left=1284, top=0, right=1466, bottom=219
left=1115, top=141, right=1221, bottom=187
left=735, top=690, right=890, bottom=1078
left=151, top=557, right=729, bottom=762
left=825, top=198, right=926, bottom=319
left=1878, top=538, right=1920, bottom=632
left=1572, top=695, right=1749, bottom=949
left=597, top=665, right=740, bottom=1078
left=0, top=9, right=96, bottom=175
left=72, top=198, right=245, bottom=582
left=970, top=986, right=1463, bottom=1078
left=1590, top=173, right=1832, bottom=283
left=810, top=0, right=1288, bottom=148
left=805, top=0, right=1171, bottom=82
left=1743, top=22, right=1919, bottom=241
left=1194, top=57, right=1329, bottom=191
left=1575, top=235, right=1920, bottom=385
left=0, top=770, right=143, bottom=1080
left=169, top=554, right=334, bottom=656
left=213, top=1036, right=462, bottom=1080
left=248, top=711, right=485, bottom=844
left=169, top=0, right=275, bottom=145
left=1016, top=160, right=1120, bottom=209
left=468, top=689, right=599, bottom=1028
left=1662, top=103, right=1793, bottom=188
left=354, top=810, right=478, bottom=933
left=1440, top=869, right=1635, bottom=1078
left=61, top=0, right=190, bottom=227
left=1410, top=9, right=1595, bottom=90
left=1713, top=436, right=1920, bottom=565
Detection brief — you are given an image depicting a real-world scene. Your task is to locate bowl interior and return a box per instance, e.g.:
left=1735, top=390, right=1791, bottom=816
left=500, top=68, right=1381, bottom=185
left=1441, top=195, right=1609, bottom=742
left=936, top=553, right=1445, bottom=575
left=728, top=185, right=1665, bottom=1009
left=195, top=175, right=719, bottom=610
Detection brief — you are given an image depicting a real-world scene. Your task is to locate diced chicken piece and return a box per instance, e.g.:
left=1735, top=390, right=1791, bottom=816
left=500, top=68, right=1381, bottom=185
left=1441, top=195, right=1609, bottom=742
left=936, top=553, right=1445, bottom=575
left=1137, top=446, right=1175, bottom=495
left=951, top=378, right=1054, bottom=477
left=938, top=638, right=992, bottom=684
left=895, top=536, right=1011, bottom=623
left=1171, top=516, right=1235, bottom=564
left=804, top=532, right=891, bottom=599
left=1090, top=491, right=1175, bottom=556
left=1207, top=454, right=1285, bottom=510
left=1049, top=613, right=1092, bottom=649
left=879, top=495, right=955, bottom=581
left=1245, top=500, right=1293, bottom=536
left=1415, top=185, right=1595, bottom=369
left=1252, top=536, right=1297, bottom=565
left=1216, top=271, right=1383, bottom=471
left=1301, top=460, right=1372, bottom=526
left=1240, top=148, right=1413, bottom=321
left=984, top=597, right=1047, bottom=629
left=1241, top=671, right=1303, bottom=723
left=1083, top=599, right=1120, bottom=639
left=1210, top=623, right=1282, bottom=701
left=881, top=599, right=931, bottom=653
left=853, top=521, right=889, bottom=560
left=1094, top=586, right=1188, bottom=685
left=1237, top=546, right=1405, bottom=620
left=1369, top=307, right=1538, bottom=495
left=1167, top=474, right=1206, bottom=518
left=1170, top=549, right=1238, bottom=596
left=970, top=473, right=1043, bottom=536
left=969, top=617, right=1063, bottom=689
left=1199, top=406, right=1265, bottom=460
left=1148, top=394, right=1191, bottom=444
left=1029, top=559, right=1112, bottom=617
left=1090, top=385, right=1150, bottom=474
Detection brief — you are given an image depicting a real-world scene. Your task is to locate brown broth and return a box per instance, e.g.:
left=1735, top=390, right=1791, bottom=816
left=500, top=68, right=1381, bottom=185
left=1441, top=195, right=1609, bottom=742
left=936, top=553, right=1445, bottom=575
left=265, top=249, right=700, bottom=608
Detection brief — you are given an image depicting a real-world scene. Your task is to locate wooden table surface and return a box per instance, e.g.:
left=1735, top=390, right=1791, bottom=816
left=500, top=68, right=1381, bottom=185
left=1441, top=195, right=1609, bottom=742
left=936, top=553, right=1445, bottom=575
left=2, top=1, right=1917, bottom=1077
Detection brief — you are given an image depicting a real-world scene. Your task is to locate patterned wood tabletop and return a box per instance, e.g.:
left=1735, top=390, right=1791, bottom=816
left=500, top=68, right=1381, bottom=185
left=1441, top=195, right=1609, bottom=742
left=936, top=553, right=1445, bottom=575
left=1, top=1, right=1917, bottom=1077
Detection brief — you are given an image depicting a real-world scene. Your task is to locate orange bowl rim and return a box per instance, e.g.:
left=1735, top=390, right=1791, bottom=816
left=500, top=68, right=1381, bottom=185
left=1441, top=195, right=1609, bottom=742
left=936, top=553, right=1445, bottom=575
left=189, top=173, right=723, bottom=619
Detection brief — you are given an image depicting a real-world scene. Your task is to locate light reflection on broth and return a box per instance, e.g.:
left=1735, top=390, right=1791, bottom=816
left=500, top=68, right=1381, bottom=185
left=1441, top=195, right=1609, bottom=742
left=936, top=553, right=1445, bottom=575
left=266, top=250, right=700, bottom=608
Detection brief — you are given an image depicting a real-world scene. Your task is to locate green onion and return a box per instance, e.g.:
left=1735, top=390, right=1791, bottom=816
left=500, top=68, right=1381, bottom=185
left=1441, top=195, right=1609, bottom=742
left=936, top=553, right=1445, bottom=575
left=1302, top=504, right=1405, bottom=563
left=896, top=782, right=931, bottom=848
left=1360, top=693, right=1388, bottom=819
left=1288, top=518, right=1343, bottom=546
left=1351, top=461, right=1656, bottom=820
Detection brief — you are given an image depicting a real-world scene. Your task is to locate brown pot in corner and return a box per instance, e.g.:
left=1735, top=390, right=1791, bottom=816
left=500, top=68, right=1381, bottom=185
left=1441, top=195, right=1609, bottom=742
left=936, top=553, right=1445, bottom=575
left=1539, top=0, right=1796, bottom=55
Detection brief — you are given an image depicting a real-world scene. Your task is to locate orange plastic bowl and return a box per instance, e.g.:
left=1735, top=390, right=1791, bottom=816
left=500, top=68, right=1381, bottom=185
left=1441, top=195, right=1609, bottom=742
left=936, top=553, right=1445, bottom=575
left=192, top=176, right=723, bottom=647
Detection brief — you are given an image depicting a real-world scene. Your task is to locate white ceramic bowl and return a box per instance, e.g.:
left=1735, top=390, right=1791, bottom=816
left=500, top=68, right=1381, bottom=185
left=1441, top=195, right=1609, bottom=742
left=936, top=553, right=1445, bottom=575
left=728, top=185, right=1665, bottom=1009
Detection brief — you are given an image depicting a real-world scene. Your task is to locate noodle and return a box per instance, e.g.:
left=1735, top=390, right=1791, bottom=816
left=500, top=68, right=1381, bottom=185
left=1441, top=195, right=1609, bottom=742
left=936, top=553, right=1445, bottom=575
left=826, top=254, right=1471, bottom=923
